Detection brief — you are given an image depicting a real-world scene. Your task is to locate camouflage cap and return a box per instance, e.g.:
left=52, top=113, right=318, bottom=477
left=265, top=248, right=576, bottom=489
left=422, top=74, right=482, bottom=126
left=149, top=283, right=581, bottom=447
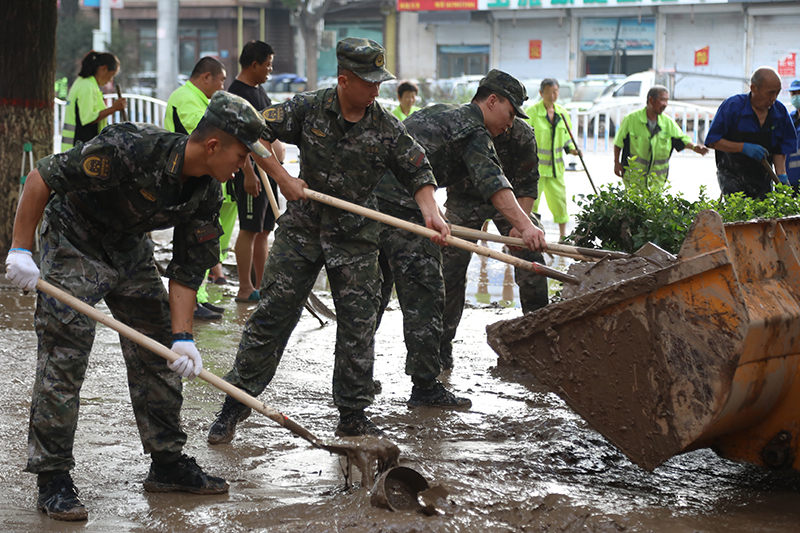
left=204, top=91, right=270, bottom=158
left=479, top=69, right=529, bottom=119
left=336, top=37, right=396, bottom=83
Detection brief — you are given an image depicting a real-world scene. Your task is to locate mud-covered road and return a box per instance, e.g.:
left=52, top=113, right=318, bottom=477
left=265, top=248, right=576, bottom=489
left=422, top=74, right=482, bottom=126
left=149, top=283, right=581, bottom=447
left=4, top=149, right=800, bottom=532
left=3, top=272, right=800, bottom=532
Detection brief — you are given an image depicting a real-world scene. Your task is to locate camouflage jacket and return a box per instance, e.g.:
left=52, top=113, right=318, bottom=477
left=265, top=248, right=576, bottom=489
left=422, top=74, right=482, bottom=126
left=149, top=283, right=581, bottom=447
left=37, top=123, right=224, bottom=290
left=446, top=118, right=539, bottom=210
left=260, top=87, right=435, bottom=266
left=374, top=102, right=512, bottom=210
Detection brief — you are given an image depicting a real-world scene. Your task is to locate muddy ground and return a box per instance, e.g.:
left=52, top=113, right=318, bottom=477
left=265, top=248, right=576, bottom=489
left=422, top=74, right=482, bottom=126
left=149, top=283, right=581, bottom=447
left=3, top=264, right=800, bottom=533
left=4, top=150, right=800, bottom=532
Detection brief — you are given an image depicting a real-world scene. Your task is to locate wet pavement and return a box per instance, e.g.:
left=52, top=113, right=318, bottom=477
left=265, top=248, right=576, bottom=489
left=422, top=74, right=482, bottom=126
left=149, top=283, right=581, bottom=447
left=3, top=268, right=800, bottom=532
left=4, top=148, right=800, bottom=531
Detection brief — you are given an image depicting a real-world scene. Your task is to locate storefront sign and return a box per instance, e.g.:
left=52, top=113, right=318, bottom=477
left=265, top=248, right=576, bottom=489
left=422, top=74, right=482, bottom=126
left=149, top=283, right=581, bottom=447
left=397, top=0, right=477, bottom=10
left=694, top=46, right=709, bottom=67
left=475, top=0, right=727, bottom=10
left=778, top=53, right=796, bottom=77
left=529, top=40, right=542, bottom=60
left=579, top=18, right=655, bottom=52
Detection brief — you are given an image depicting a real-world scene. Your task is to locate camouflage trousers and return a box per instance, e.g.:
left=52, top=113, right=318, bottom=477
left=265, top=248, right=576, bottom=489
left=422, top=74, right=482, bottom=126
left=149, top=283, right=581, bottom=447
left=376, top=200, right=443, bottom=383
left=27, top=205, right=185, bottom=475
left=440, top=202, right=549, bottom=358
left=224, top=231, right=382, bottom=412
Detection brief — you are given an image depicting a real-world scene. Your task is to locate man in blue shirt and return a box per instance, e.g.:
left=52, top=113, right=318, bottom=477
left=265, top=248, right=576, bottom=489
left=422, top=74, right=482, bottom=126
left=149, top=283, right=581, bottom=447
left=787, top=79, right=800, bottom=191
left=705, top=67, right=797, bottom=198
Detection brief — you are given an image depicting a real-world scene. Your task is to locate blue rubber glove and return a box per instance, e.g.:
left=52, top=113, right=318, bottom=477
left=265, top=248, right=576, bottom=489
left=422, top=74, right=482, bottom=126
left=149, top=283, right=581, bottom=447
left=741, top=142, right=768, bottom=160
left=778, top=174, right=789, bottom=185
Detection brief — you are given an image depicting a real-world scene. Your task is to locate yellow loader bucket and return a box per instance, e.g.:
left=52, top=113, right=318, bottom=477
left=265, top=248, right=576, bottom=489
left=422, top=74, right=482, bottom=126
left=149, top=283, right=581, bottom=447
left=487, top=210, right=800, bottom=471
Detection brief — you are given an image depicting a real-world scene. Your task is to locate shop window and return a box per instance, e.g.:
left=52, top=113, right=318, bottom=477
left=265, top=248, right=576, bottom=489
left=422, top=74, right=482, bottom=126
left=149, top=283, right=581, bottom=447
left=179, top=29, right=219, bottom=76
left=438, top=45, right=490, bottom=78
left=139, top=28, right=157, bottom=72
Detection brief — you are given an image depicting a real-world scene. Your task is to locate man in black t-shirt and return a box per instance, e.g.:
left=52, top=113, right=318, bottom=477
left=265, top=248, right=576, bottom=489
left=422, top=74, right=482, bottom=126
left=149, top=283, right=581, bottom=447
left=228, top=41, right=286, bottom=301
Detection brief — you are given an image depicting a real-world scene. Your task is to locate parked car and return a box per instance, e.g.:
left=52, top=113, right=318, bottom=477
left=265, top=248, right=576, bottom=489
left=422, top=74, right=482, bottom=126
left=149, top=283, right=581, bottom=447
left=564, top=75, right=624, bottom=112
left=263, top=73, right=307, bottom=101
left=585, top=71, right=665, bottom=136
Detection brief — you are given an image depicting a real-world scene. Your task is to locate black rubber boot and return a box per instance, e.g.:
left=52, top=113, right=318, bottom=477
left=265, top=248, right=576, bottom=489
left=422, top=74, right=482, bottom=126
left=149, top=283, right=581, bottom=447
left=208, top=395, right=252, bottom=444
left=408, top=381, right=472, bottom=409
left=335, top=410, right=385, bottom=437
left=37, top=472, right=88, bottom=521
left=144, top=454, right=229, bottom=494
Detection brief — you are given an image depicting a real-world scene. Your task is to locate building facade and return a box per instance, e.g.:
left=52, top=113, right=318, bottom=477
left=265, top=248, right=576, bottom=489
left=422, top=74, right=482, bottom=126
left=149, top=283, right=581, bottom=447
left=394, top=0, right=800, bottom=101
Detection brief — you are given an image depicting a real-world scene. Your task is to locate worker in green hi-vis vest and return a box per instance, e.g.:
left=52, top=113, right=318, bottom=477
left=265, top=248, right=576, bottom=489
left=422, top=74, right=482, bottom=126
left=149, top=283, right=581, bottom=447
left=164, top=56, right=232, bottom=320
left=61, top=51, right=127, bottom=153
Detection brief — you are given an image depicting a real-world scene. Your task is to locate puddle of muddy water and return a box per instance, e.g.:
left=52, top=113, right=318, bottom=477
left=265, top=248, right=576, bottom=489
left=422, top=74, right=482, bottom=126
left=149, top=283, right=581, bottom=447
left=2, top=236, right=800, bottom=533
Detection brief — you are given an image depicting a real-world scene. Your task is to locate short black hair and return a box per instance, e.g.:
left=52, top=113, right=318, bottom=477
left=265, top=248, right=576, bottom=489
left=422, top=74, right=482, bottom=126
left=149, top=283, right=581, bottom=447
left=239, top=41, right=275, bottom=68
left=647, top=85, right=668, bottom=103
left=191, top=117, right=237, bottom=146
left=472, top=85, right=505, bottom=104
left=397, top=81, right=419, bottom=98
left=191, top=56, right=226, bottom=79
left=540, top=78, right=559, bottom=92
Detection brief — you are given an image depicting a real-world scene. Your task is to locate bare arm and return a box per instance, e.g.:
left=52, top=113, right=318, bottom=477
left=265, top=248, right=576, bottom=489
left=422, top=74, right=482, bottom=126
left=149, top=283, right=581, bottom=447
left=516, top=196, right=535, bottom=214
left=11, top=169, right=51, bottom=251
left=413, top=184, right=449, bottom=246
left=706, top=139, right=743, bottom=153
left=490, top=188, right=546, bottom=251
left=685, top=141, right=710, bottom=156
left=271, top=140, right=286, bottom=163
left=251, top=140, right=307, bottom=201
left=90, top=99, right=127, bottom=124
left=774, top=154, right=787, bottom=175
left=169, top=279, right=196, bottom=335
left=613, top=145, right=624, bottom=177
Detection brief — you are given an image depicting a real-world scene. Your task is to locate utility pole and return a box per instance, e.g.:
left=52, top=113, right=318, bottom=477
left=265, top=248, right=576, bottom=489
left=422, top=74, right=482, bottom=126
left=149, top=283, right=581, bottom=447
left=157, top=0, right=179, bottom=101
left=93, top=0, right=112, bottom=52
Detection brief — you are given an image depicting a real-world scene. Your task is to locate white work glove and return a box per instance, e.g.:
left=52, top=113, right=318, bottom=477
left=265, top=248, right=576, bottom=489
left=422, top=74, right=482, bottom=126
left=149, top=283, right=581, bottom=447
left=6, top=248, right=40, bottom=292
left=169, top=340, right=203, bottom=380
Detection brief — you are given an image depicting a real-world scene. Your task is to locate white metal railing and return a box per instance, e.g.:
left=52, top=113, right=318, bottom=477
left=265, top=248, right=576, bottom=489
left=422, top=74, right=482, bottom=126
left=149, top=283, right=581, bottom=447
left=53, top=94, right=167, bottom=153
left=568, top=101, right=717, bottom=154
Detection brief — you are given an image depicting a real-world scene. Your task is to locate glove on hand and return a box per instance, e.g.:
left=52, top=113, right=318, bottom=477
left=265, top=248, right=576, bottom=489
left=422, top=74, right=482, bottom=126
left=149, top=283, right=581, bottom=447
left=779, top=174, right=790, bottom=185
left=6, top=248, right=39, bottom=291
left=169, top=340, right=203, bottom=379
left=741, top=142, right=768, bottom=160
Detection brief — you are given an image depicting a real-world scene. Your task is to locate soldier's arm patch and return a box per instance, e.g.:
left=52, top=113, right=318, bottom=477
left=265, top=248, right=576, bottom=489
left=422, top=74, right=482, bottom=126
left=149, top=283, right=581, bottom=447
left=410, top=149, right=425, bottom=168
left=195, top=223, right=219, bottom=243
left=263, top=106, right=285, bottom=123
left=81, top=155, right=111, bottom=179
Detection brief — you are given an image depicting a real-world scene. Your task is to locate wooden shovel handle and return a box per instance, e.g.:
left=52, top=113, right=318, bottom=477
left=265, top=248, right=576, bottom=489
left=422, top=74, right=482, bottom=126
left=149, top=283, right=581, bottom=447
left=449, top=225, right=595, bottom=262
left=34, top=278, right=322, bottom=446
left=304, top=189, right=579, bottom=285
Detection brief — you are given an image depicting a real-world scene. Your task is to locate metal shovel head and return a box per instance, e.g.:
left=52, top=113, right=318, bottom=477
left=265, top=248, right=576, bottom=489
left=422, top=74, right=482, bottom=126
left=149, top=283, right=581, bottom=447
left=370, top=466, right=430, bottom=512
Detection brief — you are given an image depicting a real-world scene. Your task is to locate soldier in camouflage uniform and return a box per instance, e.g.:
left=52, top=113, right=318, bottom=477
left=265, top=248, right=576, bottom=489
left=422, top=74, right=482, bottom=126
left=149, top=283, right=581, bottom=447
left=374, top=70, right=548, bottom=383
left=440, top=118, right=548, bottom=370
left=5, top=92, right=269, bottom=521
left=207, top=38, right=450, bottom=442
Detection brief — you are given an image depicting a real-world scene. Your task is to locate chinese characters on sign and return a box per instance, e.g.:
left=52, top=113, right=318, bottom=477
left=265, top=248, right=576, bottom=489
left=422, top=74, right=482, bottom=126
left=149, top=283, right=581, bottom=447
left=694, top=46, right=709, bottom=67
left=778, top=53, right=796, bottom=78
left=529, top=40, right=542, bottom=60
left=397, top=0, right=476, bottom=10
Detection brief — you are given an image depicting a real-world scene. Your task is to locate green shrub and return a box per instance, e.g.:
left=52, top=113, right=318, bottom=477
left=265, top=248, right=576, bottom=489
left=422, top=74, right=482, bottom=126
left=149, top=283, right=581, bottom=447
left=569, top=179, right=800, bottom=255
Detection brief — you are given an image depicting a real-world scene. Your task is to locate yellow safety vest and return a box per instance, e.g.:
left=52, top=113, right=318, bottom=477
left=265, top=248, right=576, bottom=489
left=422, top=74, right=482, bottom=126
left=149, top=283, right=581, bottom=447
left=524, top=101, right=574, bottom=180
left=61, top=76, right=106, bottom=152
left=613, top=107, right=692, bottom=191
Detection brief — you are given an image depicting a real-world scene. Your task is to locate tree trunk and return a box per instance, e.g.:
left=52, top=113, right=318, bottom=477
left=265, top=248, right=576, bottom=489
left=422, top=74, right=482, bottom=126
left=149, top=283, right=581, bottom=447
left=0, top=1, right=57, bottom=251
left=302, top=20, right=320, bottom=91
